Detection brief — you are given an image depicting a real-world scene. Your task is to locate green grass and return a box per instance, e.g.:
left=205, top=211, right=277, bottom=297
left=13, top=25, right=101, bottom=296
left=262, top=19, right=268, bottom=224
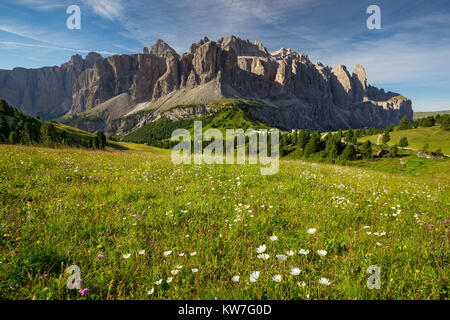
left=359, top=126, right=450, bottom=155
left=0, top=144, right=448, bottom=300
left=123, top=103, right=272, bottom=145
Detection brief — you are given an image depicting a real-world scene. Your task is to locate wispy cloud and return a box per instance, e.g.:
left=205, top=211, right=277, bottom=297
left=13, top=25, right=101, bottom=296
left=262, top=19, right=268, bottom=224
left=0, top=41, right=116, bottom=56
left=9, top=0, right=69, bottom=11
left=81, top=0, right=125, bottom=20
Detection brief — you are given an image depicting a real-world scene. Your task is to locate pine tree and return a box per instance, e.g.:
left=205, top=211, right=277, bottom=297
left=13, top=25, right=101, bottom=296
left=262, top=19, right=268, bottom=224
left=440, top=115, right=450, bottom=131
left=397, top=116, right=411, bottom=130
left=344, top=129, right=354, bottom=143
left=298, top=129, right=310, bottom=149
left=398, top=137, right=409, bottom=148
left=0, top=116, right=9, bottom=137
left=360, top=140, right=372, bottom=159
left=41, top=122, right=58, bottom=145
left=303, top=130, right=320, bottom=157
left=95, top=131, right=106, bottom=149
left=341, top=144, right=357, bottom=161
left=382, top=130, right=390, bottom=145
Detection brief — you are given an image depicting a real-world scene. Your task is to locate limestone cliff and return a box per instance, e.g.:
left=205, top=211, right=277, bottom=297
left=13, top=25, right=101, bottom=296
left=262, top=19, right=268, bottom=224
left=0, top=36, right=413, bottom=132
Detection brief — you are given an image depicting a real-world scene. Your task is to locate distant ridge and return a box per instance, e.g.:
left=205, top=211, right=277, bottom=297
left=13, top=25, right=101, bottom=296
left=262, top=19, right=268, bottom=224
left=414, top=110, right=450, bottom=120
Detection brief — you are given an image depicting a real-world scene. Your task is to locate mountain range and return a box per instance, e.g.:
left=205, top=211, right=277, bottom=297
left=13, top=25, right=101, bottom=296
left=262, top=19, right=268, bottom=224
left=0, top=35, right=413, bottom=134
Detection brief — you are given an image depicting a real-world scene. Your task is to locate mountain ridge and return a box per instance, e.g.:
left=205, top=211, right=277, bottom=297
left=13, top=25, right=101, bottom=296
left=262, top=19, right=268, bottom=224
left=0, top=35, right=413, bottom=133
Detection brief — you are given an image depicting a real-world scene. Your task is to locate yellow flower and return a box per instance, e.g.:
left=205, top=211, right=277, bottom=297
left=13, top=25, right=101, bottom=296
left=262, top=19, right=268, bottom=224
left=36, top=240, right=41, bottom=244
left=415, top=269, right=420, bottom=274
left=97, top=244, right=103, bottom=249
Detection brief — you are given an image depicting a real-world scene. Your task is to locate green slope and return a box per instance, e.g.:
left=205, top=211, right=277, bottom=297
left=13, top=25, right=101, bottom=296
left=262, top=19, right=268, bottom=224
left=122, top=99, right=272, bottom=145
left=359, top=126, right=450, bottom=155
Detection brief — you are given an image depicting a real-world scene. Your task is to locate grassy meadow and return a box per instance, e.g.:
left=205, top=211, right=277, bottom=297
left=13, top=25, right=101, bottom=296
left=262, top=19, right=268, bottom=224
left=359, top=126, right=450, bottom=155
left=0, top=143, right=448, bottom=300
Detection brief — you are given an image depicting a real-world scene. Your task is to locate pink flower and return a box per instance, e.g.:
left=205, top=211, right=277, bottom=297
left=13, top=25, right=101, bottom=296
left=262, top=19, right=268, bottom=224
left=444, top=220, right=449, bottom=224
left=428, top=224, right=434, bottom=229
left=80, top=288, right=90, bottom=297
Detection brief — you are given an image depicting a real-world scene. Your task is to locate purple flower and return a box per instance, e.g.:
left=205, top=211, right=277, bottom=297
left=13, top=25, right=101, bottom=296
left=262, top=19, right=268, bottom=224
left=428, top=224, right=434, bottom=229
left=444, top=220, right=449, bottom=224
left=80, top=288, right=90, bottom=297
left=97, top=253, right=104, bottom=259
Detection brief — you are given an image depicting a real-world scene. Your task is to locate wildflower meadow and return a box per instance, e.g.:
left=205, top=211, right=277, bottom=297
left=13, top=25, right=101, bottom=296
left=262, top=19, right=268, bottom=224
left=0, top=144, right=448, bottom=300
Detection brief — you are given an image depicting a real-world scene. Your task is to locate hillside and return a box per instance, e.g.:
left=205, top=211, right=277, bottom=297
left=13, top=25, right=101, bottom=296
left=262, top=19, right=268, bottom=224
left=122, top=99, right=272, bottom=145
left=414, top=110, right=450, bottom=120
left=358, top=126, right=450, bottom=155
left=1, top=99, right=112, bottom=150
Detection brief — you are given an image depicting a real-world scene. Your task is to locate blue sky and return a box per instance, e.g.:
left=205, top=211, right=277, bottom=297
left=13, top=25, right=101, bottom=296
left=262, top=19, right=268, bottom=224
left=0, top=0, right=449, bottom=111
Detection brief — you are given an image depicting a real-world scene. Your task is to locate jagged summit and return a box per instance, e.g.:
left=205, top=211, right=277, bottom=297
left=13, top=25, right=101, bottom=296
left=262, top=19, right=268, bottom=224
left=151, top=39, right=178, bottom=58
left=0, top=35, right=412, bottom=132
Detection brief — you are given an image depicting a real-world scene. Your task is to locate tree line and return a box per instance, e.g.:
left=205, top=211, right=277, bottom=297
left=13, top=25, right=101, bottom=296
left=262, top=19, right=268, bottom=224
left=0, top=100, right=106, bottom=149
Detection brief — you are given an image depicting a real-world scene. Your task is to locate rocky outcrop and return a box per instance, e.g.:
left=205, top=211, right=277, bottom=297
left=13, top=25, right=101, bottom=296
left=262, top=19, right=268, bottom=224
left=69, top=53, right=166, bottom=115
left=0, top=52, right=101, bottom=119
left=151, top=40, right=178, bottom=58
left=0, top=36, right=414, bottom=133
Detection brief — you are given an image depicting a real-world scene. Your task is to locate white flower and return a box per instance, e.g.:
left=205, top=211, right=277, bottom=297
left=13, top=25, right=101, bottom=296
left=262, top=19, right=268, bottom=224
left=257, top=253, right=270, bottom=260
left=166, top=277, right=173, bottom=283
left=147, top=288, right=154, bottom=295
left=318, top=277, right=331, bottom=286
left=176, top=265, right=183, bottom=269
left=269, top=235, right=278, bottom=241
left=249, top=271, right=260, bottom=283
left=276, top=254, right=287, bottom=261
left=286, top=250, right=295, bottom=256
left=178, top=253, right=185, bottom=257
left=317, top=250, right=327, bottom=257
left=298, top=249, right=310, bottom=256
left=362, top=226, right=370, bottom=229
left=171, top=269, right=179, bottom=275
left=155, top=279, right=163, bottom=285
left=272, top=274, right=282, bottom=283
left=297, top=281, right=306, bottom=288
left=256, top=245, right=267, bottom=254
left=232, top=275, right=240, bottom=282
left=163, top=250, right=172, bottom=257
left=139, top=250, right=146, bottom=255
left=191, top=268, right=198, bottom=273
left=376, top=242, right=382, bottom=246
left=307, top=228, right=317, bottom=235
left=190, top=251, right=197, bottom=256
left=290, top=267, right=301, bottom=276
left=122, top=253, right=131, bottom=259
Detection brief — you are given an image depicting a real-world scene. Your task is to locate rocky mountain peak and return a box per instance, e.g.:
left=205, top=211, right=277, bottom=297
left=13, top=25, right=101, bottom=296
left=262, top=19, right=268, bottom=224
left=0, top=35, right=413, bottom=132
left=352, top=64, right=368, bottom=101
left=151, top=39, right=177, bottom=58
left=217, top=35, right=269, bottom=57
left=189, top=37, right=211, bottom=54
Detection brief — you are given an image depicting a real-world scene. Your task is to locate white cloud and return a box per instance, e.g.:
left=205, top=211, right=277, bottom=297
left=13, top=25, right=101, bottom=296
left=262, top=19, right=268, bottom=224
left=81, top=0, right=125, bottom=20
